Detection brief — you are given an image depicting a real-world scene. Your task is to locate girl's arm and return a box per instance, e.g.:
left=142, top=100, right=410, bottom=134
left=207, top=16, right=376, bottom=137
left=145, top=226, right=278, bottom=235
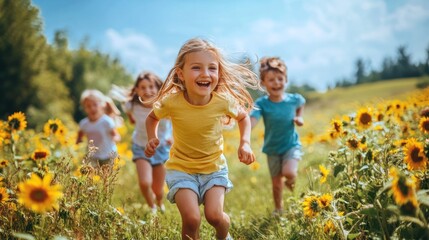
left=294, top=106, right=304, bottom=126
left=236, top=111, right=255, bottom=165
left=145, top=110, right=160, bottom=157
left=110, top=128, right=121, bottom=142
left=250, top=117, right=258, bottom=129
left=76, top=130, right=84, bottom=144
left=126, top=112, right=136, bottom=124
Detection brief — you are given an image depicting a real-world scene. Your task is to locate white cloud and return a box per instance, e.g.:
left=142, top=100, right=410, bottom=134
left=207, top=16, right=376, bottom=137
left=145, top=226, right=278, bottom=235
left=105, top=29, right=172, bottom=78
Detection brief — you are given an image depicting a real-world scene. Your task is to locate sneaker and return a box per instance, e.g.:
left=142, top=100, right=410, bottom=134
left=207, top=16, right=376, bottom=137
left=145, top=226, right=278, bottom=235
left=218, top=233, right=233, bottom=240
left=158, top=204, right=166, bottom=214
left=272, top=208, right=283, bottom=217
left=150, top=207, right=157, bottom=215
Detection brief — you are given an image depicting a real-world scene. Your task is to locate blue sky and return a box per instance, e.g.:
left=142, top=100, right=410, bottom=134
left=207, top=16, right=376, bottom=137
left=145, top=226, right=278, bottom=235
left=32, top=0, right=429, bottom=90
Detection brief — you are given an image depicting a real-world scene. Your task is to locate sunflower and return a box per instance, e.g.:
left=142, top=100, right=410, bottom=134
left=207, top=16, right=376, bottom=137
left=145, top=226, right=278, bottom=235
left=419, top=117, right=429, bottom=134
left=302, top=195, right=321, bottom=218
left=43, top=119, right=67, bottom=144
left=389, top=167, right=418, bottom=207
left=324, top=220, right=336, bottom=234
left=356, top=108, right=372, bottom=129
left=319, top=193, right=333, bottom=209
left=7, top=112, right=27, bottom=131
left=31, top=148, right=50, bottom=161
left=17, top=173, right=63, bottom=213
left=0, top=159, right=9, bottom=168
left=319, top=165, right=330, bottom=184
left=346, top=136, right=363, bottom=150
left=330, top=119, right=343, bottom=138
left=404, top=138, right=427, bottom=170
left=0, top=187, right=9, bottom=203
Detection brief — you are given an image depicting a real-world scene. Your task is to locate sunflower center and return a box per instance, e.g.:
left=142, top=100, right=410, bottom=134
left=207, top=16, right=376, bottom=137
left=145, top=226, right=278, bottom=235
left=397, top=177, right=410, bottom=197
left=333, top=122, right=341, bottom=132
left=0, top=193, right=3, bottom=201
left=377, top=114, right=384, bottom=121
left=348, top=139, right=359, bottom=149
left=423, top=121, right=429, bottom=131
left=49, top=124, right=59, bottom=133
left=8, top=118, right=20, bottom=130
left=310, top=199, right=319, bottom=211
left=34, top=151, right=47, bottom=159
left=410, top=148, right=423, bottom=163
left=359, top=113, right=372, bottom=125
left=30, top=188, right=48, bottom=203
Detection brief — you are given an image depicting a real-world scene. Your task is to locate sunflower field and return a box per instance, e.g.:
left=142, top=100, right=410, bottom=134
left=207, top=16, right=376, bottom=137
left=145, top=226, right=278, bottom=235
left=0, top=85, right=429, bottom=239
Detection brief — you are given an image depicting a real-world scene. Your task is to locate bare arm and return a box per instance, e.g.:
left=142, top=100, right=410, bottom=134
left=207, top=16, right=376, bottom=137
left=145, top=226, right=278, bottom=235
left=76, top=130, right=84, bottom=144
left=126, top=112, right=136, bottom=124
left=250, top=116, right=258, bottom=129
left=145, top=110, right=160, bottom=157
left=110, top=128, right=121, bottom=142
left=294, top=106, right=304, bottom=126
left=236, top=111, right=255, bottom=165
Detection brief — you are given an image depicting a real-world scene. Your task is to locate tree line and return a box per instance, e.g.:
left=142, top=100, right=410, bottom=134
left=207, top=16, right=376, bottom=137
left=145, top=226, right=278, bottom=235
left=0, top=0, right=133, bottom=127
left=335, top=45, right=429, bottom=88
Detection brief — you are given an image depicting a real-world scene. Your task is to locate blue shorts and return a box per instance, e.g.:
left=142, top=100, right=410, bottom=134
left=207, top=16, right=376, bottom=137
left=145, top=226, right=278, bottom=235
left=267, top=147, right=303, bottom=177
left=131, top=143, right=169, bottom=166
left=165, top=167, right=233, bottom=205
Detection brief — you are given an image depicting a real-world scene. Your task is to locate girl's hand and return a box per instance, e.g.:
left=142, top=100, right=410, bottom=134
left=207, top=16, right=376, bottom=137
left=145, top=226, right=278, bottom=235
left=238, top=142, right=255, bottom=165
left=294, top=116, right=304, bottom=126
left=145, top=138, right=160, bottom=157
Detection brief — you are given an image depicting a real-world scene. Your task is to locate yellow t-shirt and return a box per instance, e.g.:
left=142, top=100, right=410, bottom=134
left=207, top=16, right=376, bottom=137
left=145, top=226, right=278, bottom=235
left=153, top=91, right=239, bottom=174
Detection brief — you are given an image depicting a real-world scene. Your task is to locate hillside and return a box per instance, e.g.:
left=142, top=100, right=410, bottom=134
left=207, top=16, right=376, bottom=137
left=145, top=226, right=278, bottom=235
left=302, top=77, right=428, bottom=134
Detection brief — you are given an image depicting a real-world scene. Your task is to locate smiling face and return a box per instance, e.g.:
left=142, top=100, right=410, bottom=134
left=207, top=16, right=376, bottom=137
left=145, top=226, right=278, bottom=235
left=82, top=97, right=104, bottom=121
left=135, top=79, right=159, bottom=103
left=262, top=70, right=287, bottom=102
left=176, top=50, right=219, bottom=105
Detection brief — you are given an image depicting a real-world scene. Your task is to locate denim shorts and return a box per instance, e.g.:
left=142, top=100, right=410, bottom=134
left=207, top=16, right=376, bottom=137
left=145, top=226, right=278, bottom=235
left=165, top=167, right=233, bottom=205
left=131, top=143, right=170, bottom=166
left=267, top=147, right=303, bottom=177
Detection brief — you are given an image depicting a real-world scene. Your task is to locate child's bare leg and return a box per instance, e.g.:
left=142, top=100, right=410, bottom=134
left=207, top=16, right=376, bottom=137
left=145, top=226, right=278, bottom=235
left=271, top=175, right=284, bottom=210
left=282, top=159, right=299, bottom=190
left=152, top=164, right=166, bottom=207
left=204, top=186, right=229, bottom=240
left=135, top=160, right=155, bottom=208
left=175, top=189, right=201, bottom=240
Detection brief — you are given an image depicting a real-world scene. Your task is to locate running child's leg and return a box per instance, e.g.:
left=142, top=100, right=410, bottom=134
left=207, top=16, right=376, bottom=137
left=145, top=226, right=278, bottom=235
left=152, top=164, right=166, bottom=210
left=135, top=159, right=155, bottom=209
left=282, top=158, right=299, bottom=191
left=271, top=175, right=284, bottom=211
left=204, top=186, right=230, bottom=240
left=175, top=189, right=201, bottom=240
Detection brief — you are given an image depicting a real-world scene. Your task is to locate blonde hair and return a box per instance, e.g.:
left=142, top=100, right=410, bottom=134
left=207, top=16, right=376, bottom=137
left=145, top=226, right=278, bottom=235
left=80, top=89, right=106, bottom=106
left=151, top=38, right=260, bottom=112
left=80, top=89, right=121, bottom=116
left=259, top=57, right=287, bottom=82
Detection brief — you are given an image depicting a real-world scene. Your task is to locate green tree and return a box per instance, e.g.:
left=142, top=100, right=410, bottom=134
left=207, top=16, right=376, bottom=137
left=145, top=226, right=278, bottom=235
left=355, top=58, right=366, bottom=84
left=0, top=0, right=46, bottom=118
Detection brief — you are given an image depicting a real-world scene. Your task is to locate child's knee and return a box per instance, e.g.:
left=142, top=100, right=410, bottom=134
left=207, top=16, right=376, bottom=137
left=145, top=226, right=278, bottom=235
left=183, top=214, right=201, bottom=230
left=206, top=211, right=228, bottom=227
left=283, top=171, right=297, bottom=181
left=139, top=180, right=152, bottom=190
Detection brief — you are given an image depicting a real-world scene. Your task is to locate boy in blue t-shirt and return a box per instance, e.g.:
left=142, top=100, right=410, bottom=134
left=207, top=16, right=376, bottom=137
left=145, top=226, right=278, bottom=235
left=250, top=57, right=305, bottom=216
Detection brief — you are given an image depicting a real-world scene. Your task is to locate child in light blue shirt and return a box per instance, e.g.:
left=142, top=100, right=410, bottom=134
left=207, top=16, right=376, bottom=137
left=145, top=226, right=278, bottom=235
left=250, top=57, right=305, bottom=215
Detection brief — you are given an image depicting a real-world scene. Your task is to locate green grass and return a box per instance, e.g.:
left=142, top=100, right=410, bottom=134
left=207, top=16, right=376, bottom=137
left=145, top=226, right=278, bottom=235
left=110, top=77, right=427, bottom=239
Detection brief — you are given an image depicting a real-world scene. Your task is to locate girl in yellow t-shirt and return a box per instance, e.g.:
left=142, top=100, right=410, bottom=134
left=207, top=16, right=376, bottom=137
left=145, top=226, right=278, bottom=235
left=145, top=38, right=260, bottom=240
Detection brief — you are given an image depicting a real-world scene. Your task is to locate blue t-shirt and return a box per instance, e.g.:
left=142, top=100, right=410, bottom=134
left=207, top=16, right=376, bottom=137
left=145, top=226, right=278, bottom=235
left=250, top=93, right=306, bottom=155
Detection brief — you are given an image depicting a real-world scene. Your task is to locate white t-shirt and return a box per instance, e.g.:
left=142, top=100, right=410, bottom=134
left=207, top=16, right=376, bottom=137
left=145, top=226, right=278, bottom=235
left=79, top=114, right=117, bottom=159
left=125, top=101, right=172, bottom=147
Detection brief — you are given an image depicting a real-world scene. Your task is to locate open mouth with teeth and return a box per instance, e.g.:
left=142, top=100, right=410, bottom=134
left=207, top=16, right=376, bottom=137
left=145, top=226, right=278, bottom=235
left=197, top=81, right=211, bottom=87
